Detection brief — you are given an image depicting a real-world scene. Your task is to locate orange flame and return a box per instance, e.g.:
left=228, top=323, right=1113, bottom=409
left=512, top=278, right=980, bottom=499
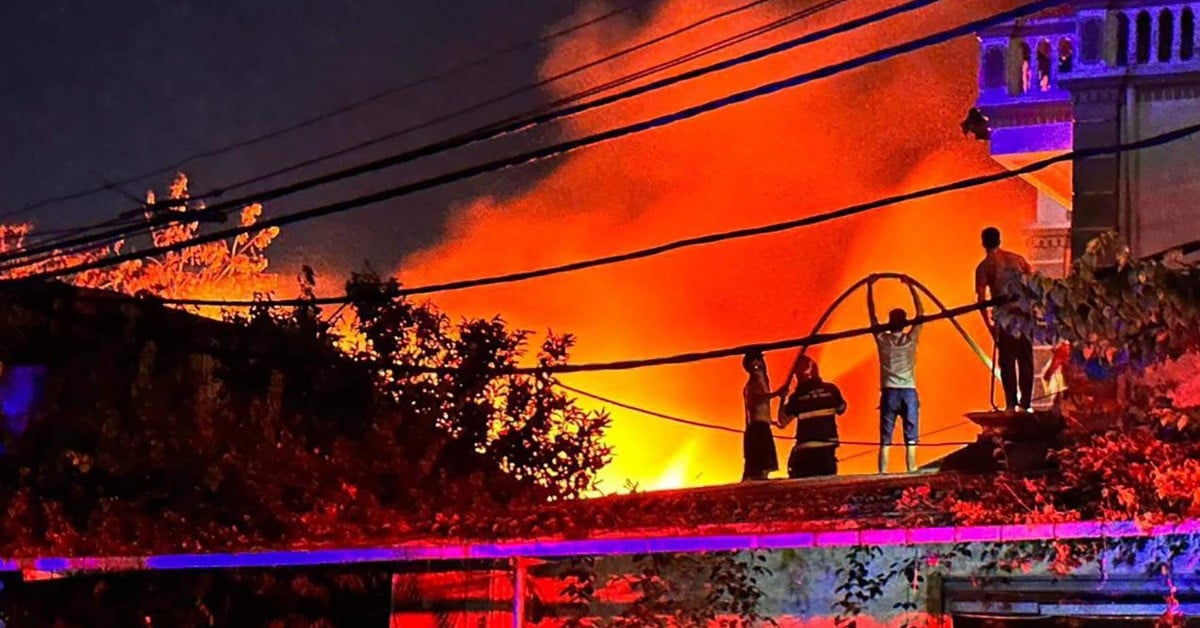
left=399, top=0, right=1034, bottom=492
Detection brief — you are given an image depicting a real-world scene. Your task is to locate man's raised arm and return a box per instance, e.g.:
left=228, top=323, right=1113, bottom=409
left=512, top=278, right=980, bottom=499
left=908, top=280, right=924, bottom=337
left=867, top=277, right=880, bottom=329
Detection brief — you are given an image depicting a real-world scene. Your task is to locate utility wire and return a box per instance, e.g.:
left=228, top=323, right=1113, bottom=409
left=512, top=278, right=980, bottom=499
left=54, top=117, right=1200, bottom=306
left=180, top=0, right=803, bottom=204
left=7, top=173, right=150, bottom=255
left=2, top=0, right=1071, bottom=284
left=841, top=386, right=1069, bottom=463
left=0, top=0, right=649, bottom=221
left=556, top=381, right=980, bottom=446
left=0, top=0, right=790, bottom=246
left=384, top=298, right=1007, bottom=376
left=520, top=2, right=847, bottom=124
left=840, top=421, right=973, bottom=462
left=0, top=0, right=906, bottom=268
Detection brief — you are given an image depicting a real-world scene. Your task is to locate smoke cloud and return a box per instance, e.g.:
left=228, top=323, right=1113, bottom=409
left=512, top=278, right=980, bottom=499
left=400, top=0, right=1034, bottom=491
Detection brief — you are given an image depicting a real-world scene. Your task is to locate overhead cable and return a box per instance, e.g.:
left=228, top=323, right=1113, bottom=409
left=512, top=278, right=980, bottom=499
left=179, top=0, right=809, bottom=204
left=0, top=0, right=795, bottom=251
left=556, top=381, right=980, bottom=447
left=62, top=118, right=1200, bottom=306
left=2, top=0, right=924, bottom=267
left=384, top=298, right=1008, bottom=376
left=0, top=0, right=649, bottom=221
left=3, top=0, right=1071, bottom=284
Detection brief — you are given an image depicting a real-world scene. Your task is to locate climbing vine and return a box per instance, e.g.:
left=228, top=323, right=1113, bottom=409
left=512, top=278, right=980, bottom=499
left=832, top=545, right=886, bottom=625
left=822, top=534, right=1200, bottom=627
left=546, top=551, right=774, bottom=626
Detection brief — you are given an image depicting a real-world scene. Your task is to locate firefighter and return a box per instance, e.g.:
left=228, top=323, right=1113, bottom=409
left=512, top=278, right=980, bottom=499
left=776, top=355, right=846, bottom=478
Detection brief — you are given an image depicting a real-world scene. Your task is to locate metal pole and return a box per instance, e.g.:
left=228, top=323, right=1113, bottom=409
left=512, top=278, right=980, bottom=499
left=511, top=557, right=526, bottom=628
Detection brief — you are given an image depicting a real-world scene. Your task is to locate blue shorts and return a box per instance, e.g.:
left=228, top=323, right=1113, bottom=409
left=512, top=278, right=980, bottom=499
left=880, top=388, right=919, bottom=444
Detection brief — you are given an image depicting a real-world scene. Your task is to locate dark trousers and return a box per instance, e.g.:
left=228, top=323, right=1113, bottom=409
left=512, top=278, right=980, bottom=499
left=742, top=422, right=778, bottom=480
left=788, top=445, right=837, bottom=478
left=997, top=329, right=1034, bottom=409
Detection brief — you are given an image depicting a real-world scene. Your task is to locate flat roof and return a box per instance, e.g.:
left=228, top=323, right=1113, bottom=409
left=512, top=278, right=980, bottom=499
left=5, top=517, right=1197, bottom=575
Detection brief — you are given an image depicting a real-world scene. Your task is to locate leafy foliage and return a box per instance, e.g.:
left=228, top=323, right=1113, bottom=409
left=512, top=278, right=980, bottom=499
left=930, top=233, right=1200, bottom=528
left=0, top=566, right=392, bottom=628
left=1003, top=231, right=1200, bottom=363
left=0, top=174, right=280, bottom=310
left=832, top=545, right=886, bottom=626
left=543, top=551, right=775, bottom=627
left=773, top=232, right=1200, bottom=627
left=343, top=267, right=611, bottom=502
left=0, top=174, right=612, bottom=624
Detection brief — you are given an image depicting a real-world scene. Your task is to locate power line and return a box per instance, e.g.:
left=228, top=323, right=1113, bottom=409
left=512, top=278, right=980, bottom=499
left=0, top=0, right=901, bottom=268
left=3, top=0, right=1068, bottom=284
left=0, top=0, right=649, bottom=221
left=181, top=0, right=803, bottom=204
left=556, top=381, right=979, bottom=447
left=840, top=419, right=973, bottom=462
left=181, top=0, right=925, bottom=212
left=0, top=0, right=794, bottom=253
left=839, top=388, right=1068, bottom=463
left=70, top=118, right=1200, bottom=307
left=524, top=2, right=845, bottom=122
left=384, top=298, right=1006, bottom=376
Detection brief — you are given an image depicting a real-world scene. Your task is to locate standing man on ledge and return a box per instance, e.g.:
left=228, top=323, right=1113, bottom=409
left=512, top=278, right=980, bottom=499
left=741, top=351, right=786, bottom=481
left=868, top=276, right=923, bottom=474
left=975, top=226, right=1035, bottom=412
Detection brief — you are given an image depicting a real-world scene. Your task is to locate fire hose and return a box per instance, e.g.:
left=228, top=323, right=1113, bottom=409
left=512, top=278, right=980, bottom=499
left=792, top=272, right=1000, bottom=381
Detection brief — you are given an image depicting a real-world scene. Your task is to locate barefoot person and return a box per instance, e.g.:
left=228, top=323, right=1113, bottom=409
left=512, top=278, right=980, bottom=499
left=868, top=276, right=923, bottom=474
left=742, top=351, right=785, bottom=481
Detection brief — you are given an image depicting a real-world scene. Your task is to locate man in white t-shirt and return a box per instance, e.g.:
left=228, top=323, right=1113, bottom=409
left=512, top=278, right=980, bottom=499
left=868, top=276, right=923, bottom=474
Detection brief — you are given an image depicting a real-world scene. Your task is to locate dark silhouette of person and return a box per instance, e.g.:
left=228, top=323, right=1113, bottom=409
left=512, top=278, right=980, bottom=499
left=975, top=227, right=1035, bottom=412
left=741, top=351, right=785, bottom=481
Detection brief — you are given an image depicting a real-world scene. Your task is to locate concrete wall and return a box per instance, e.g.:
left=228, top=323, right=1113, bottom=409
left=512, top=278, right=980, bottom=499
left=1070, top=77, right=1200, bottom=260
left=513, top=534, right=1200, bottom=626
left=391, top=568, right=515, bottom=627
left=1070, top=83, right=1125, bottom=259
left=1130, top=82, right=1200, bottom=257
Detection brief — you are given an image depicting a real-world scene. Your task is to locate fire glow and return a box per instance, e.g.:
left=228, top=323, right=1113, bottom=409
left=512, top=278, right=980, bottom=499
left=400, top=0, right=1035, bottom=491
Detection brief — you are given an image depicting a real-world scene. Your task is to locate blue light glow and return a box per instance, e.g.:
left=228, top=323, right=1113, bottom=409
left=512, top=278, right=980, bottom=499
left=0, top=365, right=46, bottom=438
left=3, top=518, right=1199, bottom=575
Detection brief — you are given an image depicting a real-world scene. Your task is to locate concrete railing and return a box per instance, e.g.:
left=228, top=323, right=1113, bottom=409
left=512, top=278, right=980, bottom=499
left=5, top=518, right=1199, bottom=575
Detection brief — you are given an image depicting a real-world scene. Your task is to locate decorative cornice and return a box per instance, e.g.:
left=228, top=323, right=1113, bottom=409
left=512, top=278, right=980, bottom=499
left=1072, top=0, right=1200, bottom=9
left=1025, top=228, right=1072, bottom=257
left=979, top=18, right=1077, bottom=40
left=1070, top=85, right=1125, bottom=103
left=1136, top=82, right=1200, bottom=102
left=1063, top=66, right=1200, bottom=90
left=980, top=101, right=1075, bottom=127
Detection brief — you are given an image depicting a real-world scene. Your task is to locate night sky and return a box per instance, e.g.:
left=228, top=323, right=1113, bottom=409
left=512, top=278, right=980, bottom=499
left=0, top=0, right=634, bottom=279
left=2, top=1, right=1051, bottom=488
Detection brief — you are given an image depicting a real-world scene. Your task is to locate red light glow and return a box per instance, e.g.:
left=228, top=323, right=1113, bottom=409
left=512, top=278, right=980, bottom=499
left=400, top=0, right=1035, bottom=491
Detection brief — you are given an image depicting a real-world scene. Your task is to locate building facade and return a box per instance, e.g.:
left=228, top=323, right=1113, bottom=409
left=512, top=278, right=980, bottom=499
left=976, top=0, right=1200, bottom=267
left=384, top=520, right=1200, bottom=626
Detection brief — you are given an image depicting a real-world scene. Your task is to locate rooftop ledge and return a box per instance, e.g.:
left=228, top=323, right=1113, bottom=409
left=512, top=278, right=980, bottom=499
left=5, top=518, right=1200, bottom=576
